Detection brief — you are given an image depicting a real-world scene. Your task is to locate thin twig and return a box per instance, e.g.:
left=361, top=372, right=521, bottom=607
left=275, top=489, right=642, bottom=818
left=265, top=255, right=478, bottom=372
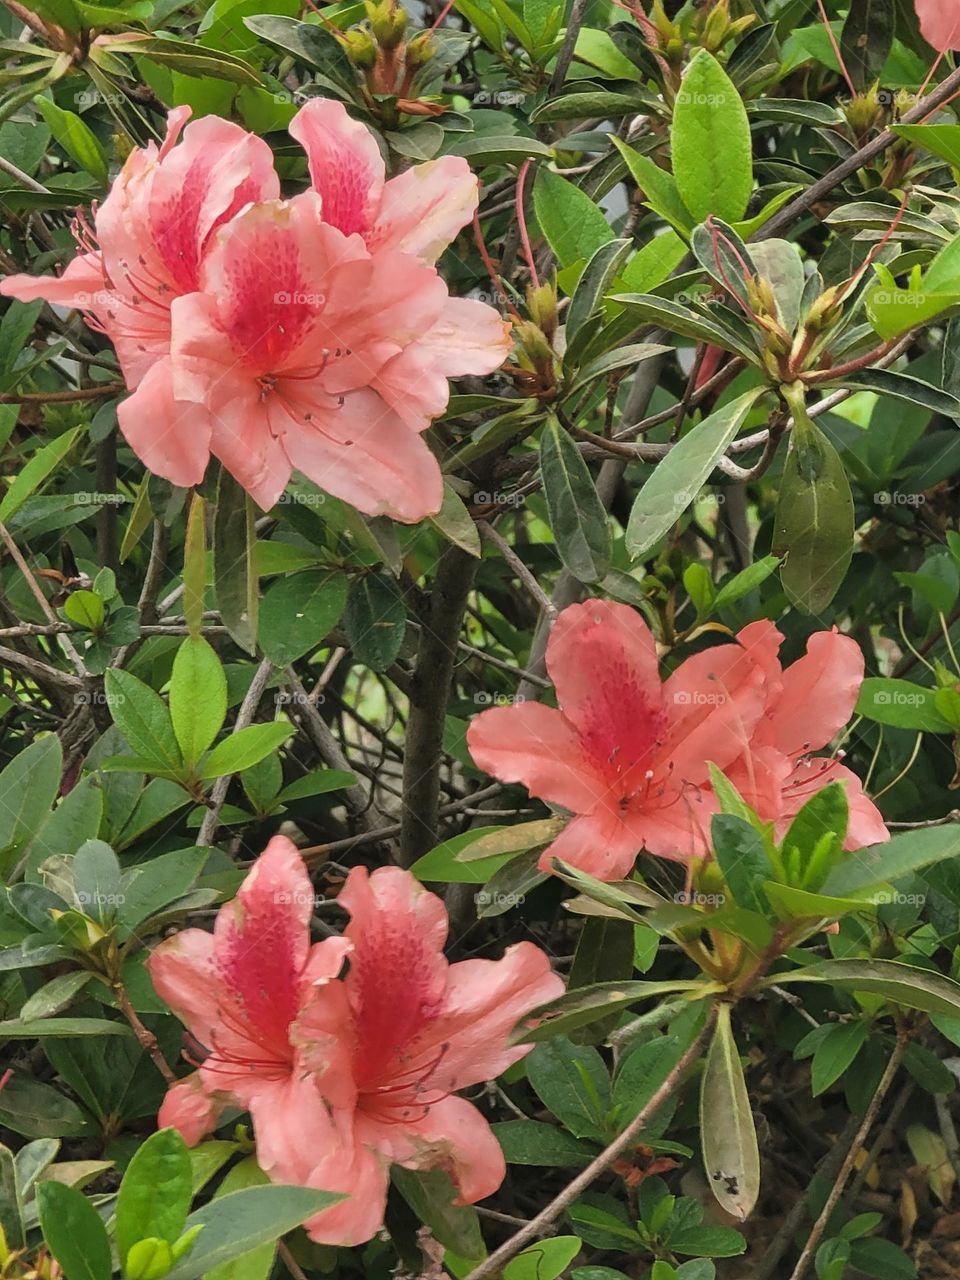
left=0, top=522, right=89, bottom=678
left=196, top=658, right=274, bottom=847
left=479, top=520, right=558, bottom=622
left=787, top=1033, right=909, bottom=1280
left=460, top=1011, right=717, bottom=1280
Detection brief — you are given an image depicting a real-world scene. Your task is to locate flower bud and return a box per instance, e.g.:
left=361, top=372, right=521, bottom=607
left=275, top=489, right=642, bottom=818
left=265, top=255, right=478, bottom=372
left=525, top=281, right=558, bottom=341
left=405, top=31, right=436, bottom=68
left=342, top=27, right=378, bottom=68
left=364, top=0, right=407, bottom=49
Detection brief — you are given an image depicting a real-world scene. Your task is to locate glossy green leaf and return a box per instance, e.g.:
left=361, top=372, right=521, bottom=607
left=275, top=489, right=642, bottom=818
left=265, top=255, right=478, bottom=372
left=169, top=636, right=228, bottom=770
left=699, top=1004, right=759, bottom=1220
left=671, top=50, right=752, bottom=223
left=36, top=1181, right=111, bottom=1280
left=540, top=416, right=611, bottom=582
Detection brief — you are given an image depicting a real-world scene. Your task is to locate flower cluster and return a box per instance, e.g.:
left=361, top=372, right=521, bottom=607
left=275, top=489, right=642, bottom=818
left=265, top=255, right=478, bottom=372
left=467, top=600, right=888, bottom=881
left=0, top=100, right=510, bottom=521
left=147, top=837, right=561, bottom=1245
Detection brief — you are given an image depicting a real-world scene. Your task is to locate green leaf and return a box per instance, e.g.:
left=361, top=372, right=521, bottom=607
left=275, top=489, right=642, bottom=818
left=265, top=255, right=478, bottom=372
left=169, top=637, right=227, bottom=770
left=206, top=1157, right=274, bottom=1280
left=626, top=389, right=764, bottom=558
left=773, top=413, right=854, bottom=615
left=512, top=980, right=715, bottom=1044
left=119, top=36, right=262, bottom=84
left=0, top=1143, right=23, bottom=1250
left=259, top=569, right=349, bottom=666
left=855, top=678, right=952, bottom=732
left=183, top=492, right=206, bottom=638
left=36, top=1181, right=111, bottom=1280
left=35, top=98, right=108, bottom=185
left=0, top=1075, right=90, bottom=1138
left=104, top=668, right=183, bottom=775
left=610, top=137, right=693, bottom=235
left=810, top=1020, right=868, bottom=1095
left=429, top=482, right=481, bottom=558
left=119, top=847, right=208, bottom=928
left=165, top=1186, right=344, bottom=1280
left=116, top=1128, right=193, bottom=1271
left=540, top=417, right=611, bottom=582
left=412, top=824, right=551, bottom=884
left=771, top=959, right=960, bottom=1019
left=276, top=770, right=356, bottom=802
left=671, top=50, right=752, bottom=223
left=700, top=1004, right=759, bottom=1220
left=392, top=1167, right=485, bottom=1260
left=505, top=1238, right=582, bottom=1280
left=894, top=123, right=960, bottom=169
left=0, top=1017, right=130, bottom=1038
left=823, top=825, right=960, bottom=897
left=214, top=469, right=259, bottom=655
left=567, top=917, right=635, bottom=1044
left=72, top=839, right=122, bottom=924
left=242, top=15, right=357, bottom=92
left=712, top=556, right=781, bottom=611
left=0, top=427, right=81, bottom=523
left=199, top=722, right=290, bottom=780
left=343, top=573, right=406, bottom=673
left=533, top=168, right=614, bottom=270
left=492, top=1119, right=595, bottom=1168
left=840, top=0, right=895, bottom=91
left=526, top=1040, right=610, bottom=1140
left=565, top=238, right=633, bottom=358
left=711, top=815, right=774, bottom=914
left=0, top=736, right=62, bottom=876
left=19, top=971, right=93, bottom=1020
left=62, top=590, right=105, bottom=632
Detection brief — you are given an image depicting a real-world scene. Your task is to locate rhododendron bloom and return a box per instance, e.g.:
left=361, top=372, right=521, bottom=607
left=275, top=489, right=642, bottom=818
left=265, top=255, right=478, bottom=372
left=1, top=101, right=510, bottom=520
left=467, top=600, right=770, bottom=878
left=288, top=866, right=563, bottom=1244
left=916, top=0, right=960, bottom=50
left=0, top=109, right=279, bottom=482
left=148, top=841, right=561, bottom=1246
left=726, top=621, right=889, bottom=849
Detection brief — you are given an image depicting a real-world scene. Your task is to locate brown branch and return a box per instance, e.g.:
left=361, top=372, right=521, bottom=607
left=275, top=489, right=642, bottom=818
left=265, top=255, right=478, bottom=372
left=0, top=383, right=123, bottom=404
left=400, top=544, right=478, bottom=865
left=460, top=1010, right=717, bottom=1280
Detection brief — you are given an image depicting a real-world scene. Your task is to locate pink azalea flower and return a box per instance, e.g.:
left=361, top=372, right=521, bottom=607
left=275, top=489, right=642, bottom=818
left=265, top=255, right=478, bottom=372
left=916, top=0, right=960, bottom=50
left=726, top=621, right=889, bottom=850
left=467, top=600, right=770, bottom=879
left=289, top=97, right=479, bottom=265
left=148, top=840, right=561, bottom=1246
left=0, top=108, right=279, bottom=483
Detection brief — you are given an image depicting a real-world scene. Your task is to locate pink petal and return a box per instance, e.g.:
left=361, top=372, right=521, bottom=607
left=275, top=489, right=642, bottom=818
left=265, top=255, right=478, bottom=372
left=147, top=927, right=219, bottom=1046
left=157, top=1074, right=226, bottom=1146
left=169, top=293, right=292, bottom=508
left=116, top=358, right=213, bottom=486
left=374, top=296, right=511, bottom=428
left=545, top=600, right=667, bottom=775
left=916, top=0, right=960, bottom=49
left=338, top=866, right=450, bottom=1072
left=147, top=114, right=280, bottom=292
left=278, top=385, right=444, bottom=522
left=371, top=157, right=479, bottom=263
left=538, top=806, right=643, bottom=880
left=212, top=835, right=315, bottom=1053
left=365, top=1095, right=505, bottom=1205
left=247, top=1073, right=341, bottom=1186
left=403, top=942, right=563, bottom=1091
left=661, top=639, right=768, bottom=782
left=760, top=629, right=865, bottom=757
left=291, top=976, right=358, bottom=1113
left=0, top=252, right=107, bottom=309
left=302, top=1111, right=391, bottom=1246
left=624, top=783, right=716, bottom=864
left=289, top=97, right=385, bottom=239
left=467, top=702, right=612, bottom=815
